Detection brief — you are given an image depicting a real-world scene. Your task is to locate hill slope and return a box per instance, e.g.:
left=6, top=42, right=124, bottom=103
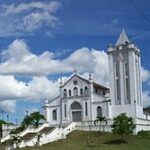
left=13, top=131, right=150, bottom=150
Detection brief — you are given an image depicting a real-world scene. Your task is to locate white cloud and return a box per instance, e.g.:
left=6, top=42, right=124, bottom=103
left=91, top=50, right=109, bottom=86
left=141, top=67, right=150, bottom=83
left=0, top=74, right=62, bottom=114
left=0, top=75, right=59, bottom=102
left=2, top=1, right=60, bottom=15
left=0, top=100, right=16, bottom=113
left=0, top=40, right=108, bottom=82
left=0, top=75, right=28, bottom=101
left=143, top=91, right=150, bottom=107
left=27, top=76, right=59, bottom=101
left=1, top=39, right=30, bottom=61
left=0, top=1, right=61, bottom=36
left=0, top=75, right=60, bottom=113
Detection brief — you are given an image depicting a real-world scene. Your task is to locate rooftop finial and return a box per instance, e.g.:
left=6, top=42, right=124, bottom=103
left=89, top=73, right=92, bottom=80
left=73, top=68, right=77, bottom=74
left=60, top=75, right=63, bottom=86
left=115, top=28, right=130, bottom=46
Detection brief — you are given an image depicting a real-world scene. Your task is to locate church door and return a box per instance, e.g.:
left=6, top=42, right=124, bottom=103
left=71, top=101, right=82, bottom=122
left=72, top=111, right=82, bottom=122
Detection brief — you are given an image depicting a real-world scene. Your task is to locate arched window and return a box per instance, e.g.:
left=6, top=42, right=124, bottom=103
left=97, top=106, right=102, bottom=117
left=63, top=89, right=67, bottom=97
left=80, top=88, right=83, bottom=96
left=71, top=101, right=82, bottom=110
left=73, top=87, right=78, bottom=96
left=52, top=109, right=57, bottom=120
left=84, top=86, right=89, bottom=96
left=69, top=90, right=72, bottom=97
left=103, top=90, right=106, bottom=96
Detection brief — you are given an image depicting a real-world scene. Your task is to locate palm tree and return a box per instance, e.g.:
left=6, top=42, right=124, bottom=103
left=21, top=115, right=32, bottom=128
left=94, top=116, right=107, bottom=145
left=11, top=111, right=46, bottom=135
left=30, top=112, right=46, bottom=128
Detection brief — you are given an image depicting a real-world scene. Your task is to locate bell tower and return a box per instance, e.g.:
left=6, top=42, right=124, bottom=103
left=107, top=29, right=143, bottom=118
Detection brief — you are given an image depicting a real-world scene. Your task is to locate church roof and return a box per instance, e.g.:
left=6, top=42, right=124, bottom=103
left=115, top=29, right=130, bottom=46
left=93, top=82, right=109, bottom=90
left=61, top=74, right=90, bottom=88
left=61, top=73, right=109, bottom=90
left=48, top=96, right=60, bottom=104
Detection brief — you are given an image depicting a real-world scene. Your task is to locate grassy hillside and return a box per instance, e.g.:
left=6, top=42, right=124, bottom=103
left=4, top=131, right=150, bottom=150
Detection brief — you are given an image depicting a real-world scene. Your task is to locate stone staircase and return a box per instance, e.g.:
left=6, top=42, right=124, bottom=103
left=1, top=122, right=77, bottom=149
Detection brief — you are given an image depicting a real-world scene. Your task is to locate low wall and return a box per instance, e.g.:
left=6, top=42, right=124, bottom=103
left=135, top=118, right=150, bottom=133
left=76, top=120, right=112, bottom=132
left=75, top=119, right=150, bottom=134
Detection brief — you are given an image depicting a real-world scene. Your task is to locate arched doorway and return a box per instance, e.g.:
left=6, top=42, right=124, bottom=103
left=71, top=101, right=82, bottom=122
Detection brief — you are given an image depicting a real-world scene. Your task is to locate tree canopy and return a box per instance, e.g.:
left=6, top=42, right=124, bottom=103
left=10, top=111, right=46, bottom=134
left=111, top=113, right=136, bottom=138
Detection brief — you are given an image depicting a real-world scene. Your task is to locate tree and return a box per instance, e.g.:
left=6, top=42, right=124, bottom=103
left=10, top=135, right=22, bottom=149
left=0, top=120, right=7, bottom=138
left=21, top=115, right=33, bottom=128
left=30, top=111, right=46, bottom=128
left=94, top=117, right=107, bottom=145
left=10, top=125, right=26, bottom=134
left=111, top=113, right=136, bottom=140
left=11, top=111, right=46, bottom=135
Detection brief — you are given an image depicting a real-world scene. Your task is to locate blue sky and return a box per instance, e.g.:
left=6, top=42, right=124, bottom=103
left=0, top=0, right=150, bottom=123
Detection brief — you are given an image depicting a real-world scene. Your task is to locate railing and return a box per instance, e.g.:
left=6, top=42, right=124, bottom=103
left=62, top=95, right=89, bottom=100
left=1, top=123, right=50, bottom=143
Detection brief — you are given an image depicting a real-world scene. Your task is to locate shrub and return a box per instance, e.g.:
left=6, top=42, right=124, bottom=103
left=111, top=113, right=136, bottom=139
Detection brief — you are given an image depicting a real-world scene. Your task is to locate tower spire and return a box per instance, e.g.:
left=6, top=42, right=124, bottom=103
left=115, top=28, right=130, bottom=46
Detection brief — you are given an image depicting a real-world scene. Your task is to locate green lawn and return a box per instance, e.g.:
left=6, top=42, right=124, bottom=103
left=3, top=131, right=150, bottom=150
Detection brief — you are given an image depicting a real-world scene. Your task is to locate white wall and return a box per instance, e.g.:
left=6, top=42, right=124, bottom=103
left=45, top=97, right=61, bottom=126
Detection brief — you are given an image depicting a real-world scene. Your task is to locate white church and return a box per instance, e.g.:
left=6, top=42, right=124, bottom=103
left=2, top=30, right=150, bottom=148
left=44, top=29, right=150, bottom=130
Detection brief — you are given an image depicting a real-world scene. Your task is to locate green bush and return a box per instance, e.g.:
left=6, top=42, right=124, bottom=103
left=111, top=113, right=136, bottom=139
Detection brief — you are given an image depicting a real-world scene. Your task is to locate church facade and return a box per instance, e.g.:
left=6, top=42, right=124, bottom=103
left=44, top=30, right=149, bottom=127
left=44, top=74, right=110, bottom=126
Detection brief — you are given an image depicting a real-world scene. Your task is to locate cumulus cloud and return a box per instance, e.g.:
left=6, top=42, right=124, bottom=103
left=141, top=67, right=150, bottom=83
left=143, top=91, right=150, bottom=107
left=0, top=100, right=16, bottom=113
left=0, top=75, right=28, bottom=101
left=0, top=75, right=59, bottom=102
left=2, top=1, right=60, bottom=15
left=141, top=67, right=150, bottom=107
left=0, top=40, right=109, bottom=83
left=0, top=75, right=60, bottom=113
left=0, top=1, right=61, bottom=36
